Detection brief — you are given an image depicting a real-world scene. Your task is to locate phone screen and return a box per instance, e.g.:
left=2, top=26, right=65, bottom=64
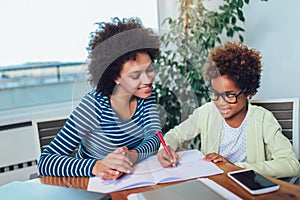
left=230, top=170, right=278, bottom=190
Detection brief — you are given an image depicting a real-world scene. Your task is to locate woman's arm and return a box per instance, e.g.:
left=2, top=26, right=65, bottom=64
left=38, top=93, right=137, bottom=177
left=38, top=94, right=99, bottom=176
left=133, top=95, right=161, bottom=161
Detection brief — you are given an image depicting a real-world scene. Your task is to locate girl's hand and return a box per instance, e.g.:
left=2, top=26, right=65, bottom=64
left=203, top=152, right=232, bottom=164
left=157, top=146, right=179, bottom=168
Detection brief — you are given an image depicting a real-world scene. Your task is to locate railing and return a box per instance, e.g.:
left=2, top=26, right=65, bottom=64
left=0, top=61, right=91, bottom=111
left=0, top=61, right=88, bottom=89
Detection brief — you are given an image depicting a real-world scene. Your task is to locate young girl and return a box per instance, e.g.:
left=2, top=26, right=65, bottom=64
left=38, top=18, right=161, bottom=180
left=157, top=42, right=300, bottom=178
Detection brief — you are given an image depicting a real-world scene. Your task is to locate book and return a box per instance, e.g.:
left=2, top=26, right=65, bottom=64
left=88, top=149, right=223, bottom=193
left=0, top=181, right=111, bottom=200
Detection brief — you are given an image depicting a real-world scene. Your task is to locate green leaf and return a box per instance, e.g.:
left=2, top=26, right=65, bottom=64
left=238, top=0, right=244, bottom=8
left=233, top=26, right=245, bottom=32
left=237, top=9, right=245, bottom=22
left=239, top=34, right=244, bottom=42
left=231, top=16, right=237, bottom=25
left=224, top=16, right=230, bottom=24
left=162, top=17, right=172, bottom=25
left=226, top=28, right=234, bottom=37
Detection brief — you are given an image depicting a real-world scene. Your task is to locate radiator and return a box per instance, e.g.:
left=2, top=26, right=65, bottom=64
left=0, top=122, right=40, bottom=185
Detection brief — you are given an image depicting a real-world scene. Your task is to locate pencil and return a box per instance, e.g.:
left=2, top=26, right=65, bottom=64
left=156, top=131, right=176, bottom=167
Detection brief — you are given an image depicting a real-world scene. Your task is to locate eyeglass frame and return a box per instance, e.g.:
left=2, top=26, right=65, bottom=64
left=206, top=88, right=247, bottom=104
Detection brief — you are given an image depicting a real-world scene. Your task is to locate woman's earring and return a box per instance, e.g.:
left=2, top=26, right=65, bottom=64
left=116, top=81, right=120, bottom=85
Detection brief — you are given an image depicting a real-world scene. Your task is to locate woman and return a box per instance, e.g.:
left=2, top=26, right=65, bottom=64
left=157, top=42, right=300, bottom=178
left=38, top=17, right=161, bottom=180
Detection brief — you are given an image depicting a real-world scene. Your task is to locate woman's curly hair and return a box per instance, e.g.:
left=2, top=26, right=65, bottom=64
left=87, top=17, right=160, bottom=95
left=203, top=42, right=262, bottom=95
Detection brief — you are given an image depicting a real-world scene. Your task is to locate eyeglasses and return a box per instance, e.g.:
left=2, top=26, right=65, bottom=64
left=207, top=88, right=247, bottom=104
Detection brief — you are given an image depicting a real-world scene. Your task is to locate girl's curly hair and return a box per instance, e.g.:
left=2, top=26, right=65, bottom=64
left=87, top=17, right=160, bottom=95
left=203, top=42, right=262, bottom=95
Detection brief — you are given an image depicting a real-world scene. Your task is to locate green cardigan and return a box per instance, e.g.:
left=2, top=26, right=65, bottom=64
left=163, top=102, right=300, bottom=178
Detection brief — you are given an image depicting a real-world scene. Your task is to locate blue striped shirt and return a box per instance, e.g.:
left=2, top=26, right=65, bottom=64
left=38, top=90, right=161, bottom=176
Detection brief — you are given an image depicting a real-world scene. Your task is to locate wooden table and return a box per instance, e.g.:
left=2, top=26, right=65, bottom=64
left=39, top=162, right=300, bottom=200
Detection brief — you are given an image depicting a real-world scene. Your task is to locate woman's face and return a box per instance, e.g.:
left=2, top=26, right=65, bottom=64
left=116, top=52, right=155, bottom=99
left=211, top=75, right=248, bottom=123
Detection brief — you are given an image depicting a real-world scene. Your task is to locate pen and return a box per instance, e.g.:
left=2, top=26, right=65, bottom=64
left=156, top=131, right=176, bottom=167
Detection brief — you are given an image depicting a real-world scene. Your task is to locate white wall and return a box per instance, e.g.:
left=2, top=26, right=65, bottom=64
left=158, top=0, right=300, bottom=100
left=243, top=0, right=300, bottom=100
left=157, top=0, right=179, bottom=32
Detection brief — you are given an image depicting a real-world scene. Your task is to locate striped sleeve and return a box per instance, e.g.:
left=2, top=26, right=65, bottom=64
left=134, top=93, right=161, bottom=161
left=38, top=93, right=98, bottom=176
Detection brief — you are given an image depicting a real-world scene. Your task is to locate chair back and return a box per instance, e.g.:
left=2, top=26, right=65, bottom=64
left=250, top=98, right=300, bottom=159
left=32, top=117, right=68, bottom=153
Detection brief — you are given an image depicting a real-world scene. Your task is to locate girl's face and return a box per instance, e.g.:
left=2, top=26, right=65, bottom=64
left=116, top=52, right=155, bottom=99
left=211, top=75, right=248, bottom=125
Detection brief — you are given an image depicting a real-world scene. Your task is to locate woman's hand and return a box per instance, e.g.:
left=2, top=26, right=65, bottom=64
left=115, top=147, right=139, bottom=165
left=92, top=146, right=134, bottom=180
left=157, top=146, right=179, bottom=168
left=203, top=153, right=232, bottom=164
left=92, top=160, right=123, bottom=180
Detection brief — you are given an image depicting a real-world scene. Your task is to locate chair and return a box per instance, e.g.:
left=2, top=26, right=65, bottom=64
left=32, top=116, right=79, bottom=158
left=32, top=117, right=68, bottom=153
left=250, top=98, right=300, bottom=184
left=250, top=98, right=299, bottom=159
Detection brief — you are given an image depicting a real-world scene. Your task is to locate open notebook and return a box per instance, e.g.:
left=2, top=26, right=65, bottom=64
left=88, top=149, right=223, bottom=193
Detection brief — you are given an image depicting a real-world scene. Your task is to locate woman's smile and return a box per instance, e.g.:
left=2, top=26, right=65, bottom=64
left=138, top=85, right=152, bottom=93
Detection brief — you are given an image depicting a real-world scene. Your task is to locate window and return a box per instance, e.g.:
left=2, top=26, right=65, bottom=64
left=0, top=0, right=158, bottom=66
left=0, top=0, right=158, bottom=111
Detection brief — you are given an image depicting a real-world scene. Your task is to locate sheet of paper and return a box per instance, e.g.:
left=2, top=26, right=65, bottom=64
left=150, top=150, right=223, bottom=183
left=88, top=170, right=156, bottom=193
left=88, top=149, right=223, bottom=193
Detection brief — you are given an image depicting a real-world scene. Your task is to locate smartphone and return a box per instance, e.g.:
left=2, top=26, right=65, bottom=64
left=227, top=169, right=280, bottom=195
